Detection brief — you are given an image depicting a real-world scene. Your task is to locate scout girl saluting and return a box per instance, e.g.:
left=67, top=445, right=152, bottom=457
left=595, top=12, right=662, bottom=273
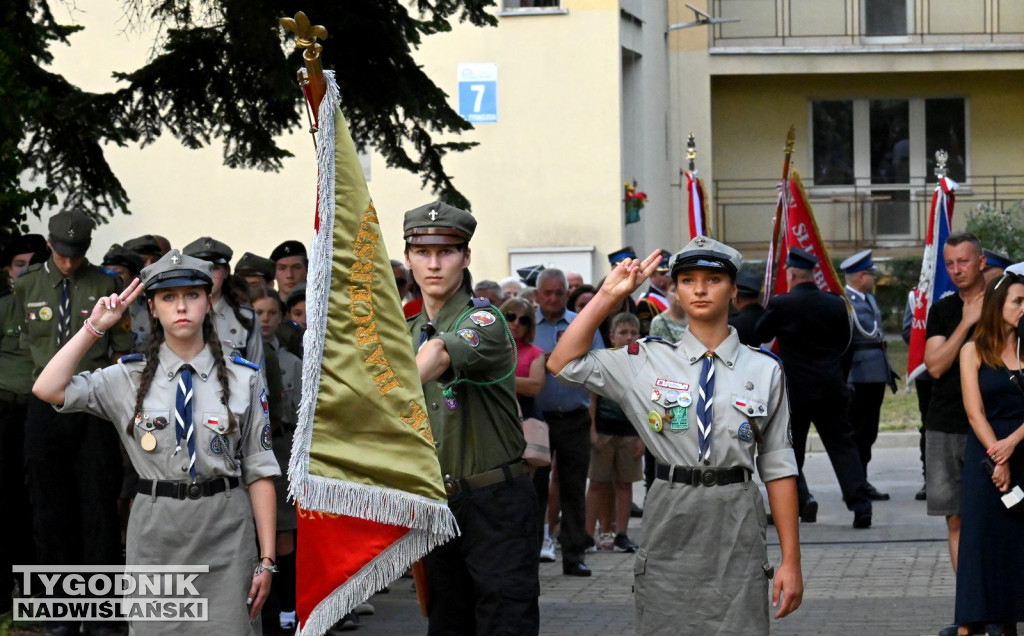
left=547, top=236, right=802, bottom=634
left=33, top=250, right=280, bottom=634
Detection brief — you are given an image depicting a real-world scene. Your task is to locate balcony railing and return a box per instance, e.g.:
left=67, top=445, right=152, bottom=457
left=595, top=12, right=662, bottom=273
left=709, top=0, right=1024, bottom=49
left=713, top=175, right=1024, bottom=251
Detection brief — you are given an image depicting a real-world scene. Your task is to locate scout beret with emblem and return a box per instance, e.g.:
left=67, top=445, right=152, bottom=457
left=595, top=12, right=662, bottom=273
left=183, top=236, right=233, bottom=265
left=840, top=249, right=874, bottom=274
left=102, top=244, right=145, bottom=277
left=785, top=247, right=818, bottom=270
left=608, top=246, right=637, bottom=266
left=0, top=234, right=47, bottom=267
left=270, top=240, right=307, bottom=262
left=669, top=236, right=742, bottom=279
left=140, top=249, right=214, bottom=293
left=47, top=209, right=95, bottom=258
left=982, top=248, right=1011, bottom=272
left=403, top=201, right=476, bottom=245
left=235, top=252, right=276, bottom=282
left=123, top=235, right=164, bottom=257
left=735, top=269, right=762, bottom=298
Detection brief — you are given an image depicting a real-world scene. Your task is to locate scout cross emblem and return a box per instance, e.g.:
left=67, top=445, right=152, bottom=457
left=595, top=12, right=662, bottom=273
left=68, top=227, right=75, bottom=238
left=204, top=239, right=213, bottom=248
left=695, top=236, right=706, bottom=247
left=428, top=208, right=438, bottom=221
left=170, top=254, right=181, bottom=265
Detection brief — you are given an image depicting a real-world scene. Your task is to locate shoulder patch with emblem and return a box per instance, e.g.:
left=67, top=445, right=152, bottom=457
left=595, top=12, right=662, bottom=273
left=468, top=310, right=495, bottom=327
left=261, top=423, right=272, bottom=450
left=231, top=355, right=260, bottom=371
left=457, top=328, right=480, bottom=347
left=259, top=388, right=270, bottom=419
left=751, top=345, right=784, bottom=366
left=627, top=342, right=640, bottom=355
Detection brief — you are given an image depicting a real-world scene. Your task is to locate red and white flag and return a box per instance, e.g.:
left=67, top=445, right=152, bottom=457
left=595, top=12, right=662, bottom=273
left=685, top=170, right=709, bottom=239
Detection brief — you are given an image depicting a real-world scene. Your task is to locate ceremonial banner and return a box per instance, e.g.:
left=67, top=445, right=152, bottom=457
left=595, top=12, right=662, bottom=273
left=907, top=177, right=958, bottom=382
left=685, top=170, right=708, bottom=239
left=770, top=168, right=844, bottom=297
left=289, top=71, right=457, bottom=636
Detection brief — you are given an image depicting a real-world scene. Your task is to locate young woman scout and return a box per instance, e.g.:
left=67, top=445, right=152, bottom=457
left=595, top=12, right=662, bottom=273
left=547, top=236, right=803, bottom=634
left=33, top=249, right=280, bottom=634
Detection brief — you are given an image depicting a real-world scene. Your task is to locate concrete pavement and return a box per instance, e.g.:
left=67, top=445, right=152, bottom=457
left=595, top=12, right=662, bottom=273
left=351, top=436, right=1005, bottom=635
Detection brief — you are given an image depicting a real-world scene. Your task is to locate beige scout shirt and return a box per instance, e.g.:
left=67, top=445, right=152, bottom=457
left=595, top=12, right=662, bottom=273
left=558, top=327, right=797, bottom=481
left=267, top=336, right=302, bottom=427
left=211, top=297, right=264, bottom=368
left=58, top=344, right=280, bottom=485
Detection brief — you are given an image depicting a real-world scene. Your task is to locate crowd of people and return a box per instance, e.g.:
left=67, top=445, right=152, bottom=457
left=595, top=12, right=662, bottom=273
left=1, top=204, right=1022, bottom=635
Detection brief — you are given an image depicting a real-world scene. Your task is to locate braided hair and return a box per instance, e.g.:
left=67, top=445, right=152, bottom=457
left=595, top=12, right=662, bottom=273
left=128, top=305, right=237, bottom=437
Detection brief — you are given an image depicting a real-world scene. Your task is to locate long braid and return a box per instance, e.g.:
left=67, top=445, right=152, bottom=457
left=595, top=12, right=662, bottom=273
left=129, top=319, right=166, bottom=438
left=204, top=316, right=238, bottom=432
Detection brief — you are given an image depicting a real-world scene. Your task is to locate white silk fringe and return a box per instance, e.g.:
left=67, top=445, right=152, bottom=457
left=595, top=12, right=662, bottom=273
left=286, top=71, right=457, bottom=636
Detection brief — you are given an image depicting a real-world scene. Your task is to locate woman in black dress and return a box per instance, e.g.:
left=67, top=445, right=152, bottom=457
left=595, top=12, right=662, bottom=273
left=958, top=272, right=1024, bottom=636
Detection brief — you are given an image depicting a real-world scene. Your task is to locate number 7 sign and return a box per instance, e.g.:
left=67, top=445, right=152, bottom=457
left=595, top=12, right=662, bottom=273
left=457, top=63, right=498, bottom=123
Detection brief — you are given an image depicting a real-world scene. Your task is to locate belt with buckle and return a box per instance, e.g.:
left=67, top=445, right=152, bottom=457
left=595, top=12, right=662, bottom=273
left=443, top=460, right=527, bottom=497
left=137, top=476, right=240, bottom=500
left=655, top=464, right=750, bottom=487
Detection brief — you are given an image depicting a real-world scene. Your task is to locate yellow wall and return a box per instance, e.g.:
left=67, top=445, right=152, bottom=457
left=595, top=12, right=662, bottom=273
left=369, top=0, right=624, bottom=282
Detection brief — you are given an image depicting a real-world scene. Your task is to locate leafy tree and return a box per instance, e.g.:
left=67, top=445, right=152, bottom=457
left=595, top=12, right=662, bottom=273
left=1, top=0, right=495, bottom=245
left=966, top=200, right=1024, bottom=262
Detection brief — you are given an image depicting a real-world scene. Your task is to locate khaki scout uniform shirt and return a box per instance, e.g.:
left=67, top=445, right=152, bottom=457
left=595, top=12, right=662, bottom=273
left=267, top=336, right=302, bottom=427
left=0, top=293, right=33, bottom=396
left=211, top=296, right=264, bottom=368
left=14, top=258, right=132, bottom=376
left=57, top=345, right=280, bottom=635
left=558, top=327, right=797, bottom=635
left=408, top=289, right=525, bottom=479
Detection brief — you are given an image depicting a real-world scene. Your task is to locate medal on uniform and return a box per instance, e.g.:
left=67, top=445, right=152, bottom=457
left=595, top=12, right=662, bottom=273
left=668, top=405, right=688, bottom=431
left=647, top=410, right=663, bottom=433
left=650, top=389, right=661, bottom=402
left=665, top=390, right=679, bottom=404
left=442, top=385, right=459, bottom=410
left=140, top=431, right=157, bottom=452
left=737, top=422, right=754, bottom=442
left=678, top=392, right=692, bottom=407
left=153, top=416, right=168, bottom=430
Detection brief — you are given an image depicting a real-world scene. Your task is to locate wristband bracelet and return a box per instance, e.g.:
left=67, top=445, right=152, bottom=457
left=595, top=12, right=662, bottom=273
left=254, top=563, right=279, bottom=576
left=83, top=318, right=105, bottom=338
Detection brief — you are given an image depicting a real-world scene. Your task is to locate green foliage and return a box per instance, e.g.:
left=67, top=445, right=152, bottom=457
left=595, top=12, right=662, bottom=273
left=876, top=256, right=920, bottom=333
left=2, top=0, right=497, bottom=248
left=965, top=200, right=1024, bottom=262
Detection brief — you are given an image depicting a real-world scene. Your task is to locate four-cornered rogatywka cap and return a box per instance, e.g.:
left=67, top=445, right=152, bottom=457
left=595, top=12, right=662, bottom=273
left=182, top=237, right=233, bottom=265
left=669, top=236, right=742, bottom=280
left=403, top=201, right=476, bottom=246
left=123, top=235, right=164, bottom=258
left=47, top=209, right=95, bottom=259
left=235, top=252, right=276, bottom=282
left=141, top=250, right=214, bottom=293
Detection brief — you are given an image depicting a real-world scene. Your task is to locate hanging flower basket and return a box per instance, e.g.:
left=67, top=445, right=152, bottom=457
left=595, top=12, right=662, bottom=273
left=624, top=181, right=648, bottom=225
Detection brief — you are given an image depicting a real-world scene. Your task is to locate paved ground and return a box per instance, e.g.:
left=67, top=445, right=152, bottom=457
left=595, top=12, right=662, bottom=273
left=349, top=436, right=1015, bottom=635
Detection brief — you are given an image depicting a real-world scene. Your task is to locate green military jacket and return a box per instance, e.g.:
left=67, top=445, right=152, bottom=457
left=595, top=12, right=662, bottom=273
left=0, top=292, right=34, bottom=395
left=14, top=258, right=133, bottom=376
left=408, top=288, right=524, bottom=479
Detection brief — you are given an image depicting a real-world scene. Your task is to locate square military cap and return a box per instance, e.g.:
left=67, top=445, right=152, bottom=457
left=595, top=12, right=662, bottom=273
left=236, top=252, right=276, bottom=281
left=48, top=209, right=95, bottom=258
left=840, top=249, right=874, bottom=274
left=141, top=249, right=213, bottom=292
left=102, top=244, right=145, bottom=277
left=982, top=248, right=1011, bottom=272
left=736, top=269, right=763, bottom=298
left=183, top=236, right=233, bottom=265
left=670, top=236, right=742, bottom=279
left=123, top=235, right=164, bottom=257
left=270, top=240, right=307, bottom=262
left=785, top=247, right=818, bottom=270
left=404, top=201, right=476, bottom=245
left=1, top=233, right=47, bottom=267
left=516, top=265, right=545, bottom=287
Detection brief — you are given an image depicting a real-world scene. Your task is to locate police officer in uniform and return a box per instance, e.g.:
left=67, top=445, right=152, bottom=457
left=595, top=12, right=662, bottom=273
left=16, top=210, right=132, bottom=635
left=0, top=233, right=47, bottom=615
left=729, top=269, right=766, bottom=346
left=754, top=247, right=873, bottom=528
left=183, top=237, right=264, bottom=367
left=32, top=249, right=280, bottom=633
left=547, top=237, right=802, bottom=634
left=404, top=201, right=539, bottom=635
left=842, top=249, right=896, bottom=501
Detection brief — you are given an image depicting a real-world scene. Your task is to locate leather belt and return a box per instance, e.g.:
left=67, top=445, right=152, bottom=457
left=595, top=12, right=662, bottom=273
left=0, top=388, right=28, bottom=406
left=443, top=460, right=526, bottom=497
left=138, top=476, right=240, bottom=500
left=655, top=464, right=750, bottom=487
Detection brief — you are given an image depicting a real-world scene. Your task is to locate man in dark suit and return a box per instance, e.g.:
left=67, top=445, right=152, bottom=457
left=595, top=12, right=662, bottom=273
left=842, top=250, right=896, bottom=501
left=755, top=247, right=873, bottom=528
left=729, top=269, right=765, bottom=346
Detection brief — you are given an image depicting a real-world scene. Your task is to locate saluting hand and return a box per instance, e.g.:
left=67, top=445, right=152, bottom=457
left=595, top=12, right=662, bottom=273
left=599, top=250, right=663, bottom=302
left=87, top=278, right=143, bottom=333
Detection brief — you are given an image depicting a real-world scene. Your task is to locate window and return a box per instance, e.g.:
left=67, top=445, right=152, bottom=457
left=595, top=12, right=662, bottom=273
left=502, top=0, right=560, bottom=9
left=863, top=0, right=913, bottom=37
left=810, top=97, right=967, bottom=238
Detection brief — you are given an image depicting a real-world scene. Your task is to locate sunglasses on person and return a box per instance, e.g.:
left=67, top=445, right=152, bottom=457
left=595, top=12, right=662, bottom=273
left=505, top=312, right=533, bottom=326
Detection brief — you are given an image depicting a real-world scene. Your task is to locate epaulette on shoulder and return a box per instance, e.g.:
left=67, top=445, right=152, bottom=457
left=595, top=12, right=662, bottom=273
left=643, top=335, right=666, bottom=343
left=471, top=297, right=491, bottom=309
left=239, top=305, right=255, bottom=318
left=231, top=355, right=260, bottom=371
left=26, top=263, right=43, bottom=274
left=750, top=345, right=784, bottom=366
left=119, top=353, right=145, bottom=363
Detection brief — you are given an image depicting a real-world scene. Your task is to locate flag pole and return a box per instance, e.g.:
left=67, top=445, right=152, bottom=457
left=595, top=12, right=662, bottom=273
left=281, top=12, right=329, bottom=134
left=763, top=125, right=796, bottom=304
